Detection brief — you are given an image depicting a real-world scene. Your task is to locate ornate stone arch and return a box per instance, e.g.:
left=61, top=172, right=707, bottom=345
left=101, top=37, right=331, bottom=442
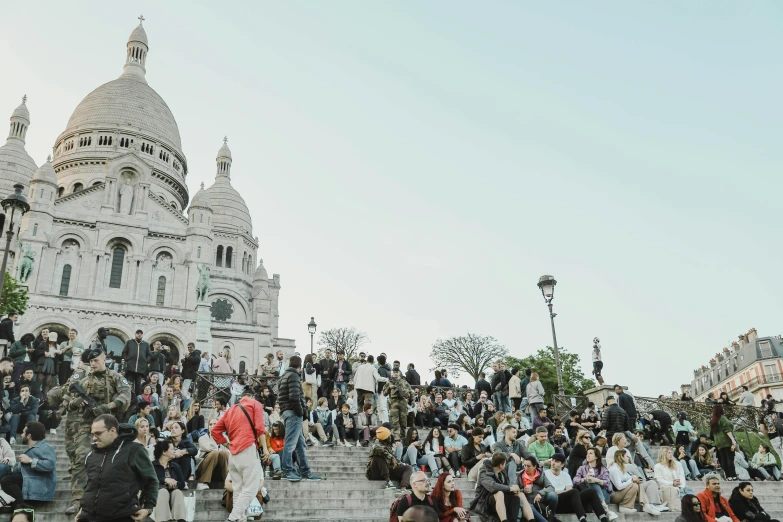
left=51, top=230, right=93, bottom=252
left=147, top=241, right=185, bottom=265
left=32, top=318, right=78, bottom=344
left=146, top=329, right=186, bottom=363
left=67, top=180, right=87, bottom=193
left=104, top=235, right=141, bottom=255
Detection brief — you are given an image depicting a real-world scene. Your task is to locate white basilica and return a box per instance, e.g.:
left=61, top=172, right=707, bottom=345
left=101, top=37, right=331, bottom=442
left=0, top=19, right=295, bottom=370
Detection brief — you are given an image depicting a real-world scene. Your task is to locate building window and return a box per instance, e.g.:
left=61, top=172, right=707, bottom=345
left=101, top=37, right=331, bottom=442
left=760, top=341, right=773, bottom=359
left=156, top=276, right=166, bottom=306
left=58, top=187, right=64, bottom=197
left=197, top=247, right=201, bottom=259
left=59, top=264, right=72, bottom=296
left=216, top=245, right=223, bottom=267
left=239, top=360, right=246, bottom=374
left=225, top=247, right=233, bottom=268
left=32, top=224, right=37, bottom=237
left=73, top=183, right=83, bottom=193
left=109, top=247, right=125, bottom=288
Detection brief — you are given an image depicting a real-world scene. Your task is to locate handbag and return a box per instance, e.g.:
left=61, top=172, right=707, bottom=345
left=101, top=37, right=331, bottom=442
left=183, top=490, right=196, bottom=522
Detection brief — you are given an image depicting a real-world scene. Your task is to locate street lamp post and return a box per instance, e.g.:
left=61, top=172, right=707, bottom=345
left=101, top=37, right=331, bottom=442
left=537, top=275, right=564, bottom=396
left=308, top=317, right=317, bottom=356
left=0, top=184, right=30, bottom=303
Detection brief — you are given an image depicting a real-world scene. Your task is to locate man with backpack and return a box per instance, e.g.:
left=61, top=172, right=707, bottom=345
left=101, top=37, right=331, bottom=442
left=211, top=388, right=270, bottom=522
left=392, top=471, right=435, bottom=520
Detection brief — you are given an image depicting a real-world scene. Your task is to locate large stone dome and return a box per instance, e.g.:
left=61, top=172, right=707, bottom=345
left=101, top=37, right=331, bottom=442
left=0, top=97, right=36, bottom=197
left=62, top=75, right=182, bottom=152
left=205, top=177, right=252, bottom=233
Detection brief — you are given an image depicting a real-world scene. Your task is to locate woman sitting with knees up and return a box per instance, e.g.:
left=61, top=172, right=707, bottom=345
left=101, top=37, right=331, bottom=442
left=403, top=427, right=440, bottom=478
left=729, top=482, right=780, bottom=522
left=750, top=444, right=781, bottom=481
left=675, top=444, right=701, bottom=480
left=694, top=444, right=718, bottom=476
left=655, top=446, right=694, bottom=511
left=608, top=448, right=665, bottom=516
left=152, top=439, right=187, bottom=522
left=195, top=416, right=229, bottom=490
left=263, top=420, right=285, bottom=479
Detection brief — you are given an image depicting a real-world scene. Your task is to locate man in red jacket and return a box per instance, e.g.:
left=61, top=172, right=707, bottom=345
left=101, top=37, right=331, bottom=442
left=212, top=389, right=269, bottom=522
left=696, top=474, right=739, bottom=522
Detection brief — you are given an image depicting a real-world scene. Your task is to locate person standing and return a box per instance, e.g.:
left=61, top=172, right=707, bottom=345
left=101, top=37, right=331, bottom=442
left=76, top=414, right=158, bottom=522
left=354, top=354, right=388, bottom=411
left=65, top=348, right=132, bottom=515
left=592, top=338, right=604, bottom=385
left=614, top=385, right=638, bottom=424
left=277, top=356, right=321, bottom=482
left=122, top=330, right=151, bottom=401
left=508, top=369, right=522, bottom=413
left=490, top=362, right=508, bottom=416
left=318, top=349, right=336, bottom=399
left=405, top=363, right=421, bottom=386
left=0, top=313, right=17, bottom=358
left=710, top=404, right=739, bottom=481
left=89, top=327, right=108, bottom=352
left=211, top=389, right=270, bottom=522
left=180, top=342, right=201, bottom=393
left=384, top=366, right=413, bottom=439
left=526, top=372, right=546, bottom=417
left=331, top=351, right=351, bottom=396
left=58, top=329, right=84, bottom=387
left=147, top=341, right=166, bottom=385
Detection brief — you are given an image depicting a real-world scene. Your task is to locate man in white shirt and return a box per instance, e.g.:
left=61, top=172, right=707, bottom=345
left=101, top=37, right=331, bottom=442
left=738, top=386, right=755, bottom=407
left=592, top=338, right=604, bottom=385
left=545, top=453, right=616, bottom=521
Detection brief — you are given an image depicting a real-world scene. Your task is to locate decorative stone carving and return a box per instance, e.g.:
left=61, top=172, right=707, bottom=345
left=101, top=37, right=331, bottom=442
left=83, top=199, right=96, bottom=209
left=61, top=240, right=79, bottom=259
left=210, top=298, right=233, bottom=322
left=154, top=253, right=172, bottom=270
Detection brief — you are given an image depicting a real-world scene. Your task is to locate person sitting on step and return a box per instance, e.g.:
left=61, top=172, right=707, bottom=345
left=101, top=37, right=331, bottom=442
left=365, top=426, right=413, bottom=490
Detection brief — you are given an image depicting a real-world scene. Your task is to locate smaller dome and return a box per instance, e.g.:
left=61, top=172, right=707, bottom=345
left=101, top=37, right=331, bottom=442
left=128, top=23, right=148, bottom=46
left=217, top=137, right=232, bottom=161
left=253, top=259, right=268, bottom=282
left=12, top=97, right=29, bottom=122
left=190, top=182, right=212, bottom=210
left=32, top=156, right=57, bottom=185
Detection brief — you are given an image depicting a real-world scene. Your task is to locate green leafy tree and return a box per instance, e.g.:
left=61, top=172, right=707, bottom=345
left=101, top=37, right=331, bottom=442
left=316, top=327, right=370, bottom=363
left=503, top=346, right=593, bottom=403
left=0, top=272, right=28, bottom=316
left=430, top=333, right=508, bottom=383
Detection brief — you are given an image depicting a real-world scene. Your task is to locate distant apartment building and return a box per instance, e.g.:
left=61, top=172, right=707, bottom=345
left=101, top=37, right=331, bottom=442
left=691, top=328, right=783, bottom=406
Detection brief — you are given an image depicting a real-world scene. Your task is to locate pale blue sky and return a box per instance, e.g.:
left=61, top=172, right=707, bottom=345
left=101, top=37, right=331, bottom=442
left=2, top=2, right=782, bottom=397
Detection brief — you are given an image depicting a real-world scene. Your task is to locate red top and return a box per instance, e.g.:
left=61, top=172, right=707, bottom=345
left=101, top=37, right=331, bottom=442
left=696, top=489, right=740, bottom=522
left=212, top=397, right=267, bottom=455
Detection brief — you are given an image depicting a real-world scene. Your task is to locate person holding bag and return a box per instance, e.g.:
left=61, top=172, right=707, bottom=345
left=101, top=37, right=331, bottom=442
left=152, top=439, right=188, bottom=522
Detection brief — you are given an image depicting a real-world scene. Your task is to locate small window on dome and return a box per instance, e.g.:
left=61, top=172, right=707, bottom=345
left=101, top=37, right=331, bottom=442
left=73, top=183, right=83, bottom=193
left=58, top=187, right=64, bottom=197
left=32, top=224, right=37, bottom=237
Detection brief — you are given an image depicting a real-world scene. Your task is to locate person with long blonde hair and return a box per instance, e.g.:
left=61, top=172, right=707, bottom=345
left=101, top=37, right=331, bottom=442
left=609, top=448, right=664, bottom=515
left=655, top=447, right=690, bottom=511
left=526, top=372, right=546, bottom=416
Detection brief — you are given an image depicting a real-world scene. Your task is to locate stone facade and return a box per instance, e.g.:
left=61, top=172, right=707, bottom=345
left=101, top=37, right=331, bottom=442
left=0, top=19, right=295, bottom=370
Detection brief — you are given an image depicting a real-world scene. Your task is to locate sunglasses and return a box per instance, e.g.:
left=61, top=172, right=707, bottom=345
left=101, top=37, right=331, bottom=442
left=692, top=501, right=701, bottom=506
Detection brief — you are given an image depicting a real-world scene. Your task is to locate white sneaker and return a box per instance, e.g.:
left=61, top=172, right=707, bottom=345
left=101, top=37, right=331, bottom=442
left=49, top=429, right=56, bottom=435
left=9, top=438, right=15, bottom=445
left=356, top=441, right=361, bottom=447
left=196, top=483, right=210, bottom=490
left=653, top=505, right=669, bottom=512
left=619, top=507, right=637, bottom=514
left=643, top=504, right=661, bottom=516
left=607, top=510, right=619, bottom=521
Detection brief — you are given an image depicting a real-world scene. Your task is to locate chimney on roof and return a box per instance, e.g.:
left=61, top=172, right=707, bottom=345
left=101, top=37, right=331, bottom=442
left=747, top=328, right=758, bottom=343
left=739, top=334, right=748, bottom=349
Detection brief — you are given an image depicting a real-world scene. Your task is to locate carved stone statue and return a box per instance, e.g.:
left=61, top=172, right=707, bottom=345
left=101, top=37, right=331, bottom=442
left=196, top=264, right=211, bottom=302
left=18, top=242, right=35, bottom=283
left=119, top=179, right=134, bottom=214
left=155, top=253, right=172, bottom=270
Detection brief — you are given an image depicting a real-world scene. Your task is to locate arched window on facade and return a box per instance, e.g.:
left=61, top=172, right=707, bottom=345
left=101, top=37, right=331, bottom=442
left=109, top=246, right=126, bottom=288
left=197, top=247, right=201, bottom=259
left=58, top=187, right=64, bottom=197
left=156, top=276, right=166, bottom=306
left=241, top=256, right=246, bottom=274
left=32, top=224, right=37, bottom=237
left=239, top=360, right=246, bottom=374
left=59, top=264, right=72, bottom=296
left=73, top=183, right=83, bottom=193
left=225, top=247, right=233, bottom=269
left=216, top=245, right=223, bottom=267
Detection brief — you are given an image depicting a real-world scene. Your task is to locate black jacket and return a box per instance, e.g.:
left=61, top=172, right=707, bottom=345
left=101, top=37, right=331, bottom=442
left=122, top=340, right=151, bottom=374
left=0, top=318, right=14, bottom=343
left=171, top=437, right=197, bottom=479
left=152, top=459, right=185, bottom=490
left=278, top=367, right=304, bottom=416
left=329, top=360, right=352, bottom=382
left=470, top=458, right=513, bottom=516
left=319, top=358, right=335, bottom=382
left=617, top=392, right=637, bottom=422
left=147, top=350, right=166, bottom=373
left=491, top=370, right=507, bottom=394
left=729, top=487, right=772, bottom=522
left=602, top=403, right=630, bottom=440
left=181, top=350, right=201, bottom=380
left=475, top=378, right=492, bottom=397
left=405, top=369, right=421, bottom=386
left=79, top=424, right=158, bottom=521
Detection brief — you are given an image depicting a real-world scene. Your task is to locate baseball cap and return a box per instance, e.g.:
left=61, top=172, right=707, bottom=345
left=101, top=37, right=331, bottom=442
left=551, top=453, right=566, bottom=463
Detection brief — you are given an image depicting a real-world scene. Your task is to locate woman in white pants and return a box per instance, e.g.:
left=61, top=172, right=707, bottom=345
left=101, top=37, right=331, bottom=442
left=609, top=449, right=666, bottom=516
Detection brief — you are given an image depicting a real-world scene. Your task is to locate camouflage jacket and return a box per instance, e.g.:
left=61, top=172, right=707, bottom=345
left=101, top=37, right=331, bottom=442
left=382, top=376, right=412, bottom=402
left=365, top=439, right=398, bottom=479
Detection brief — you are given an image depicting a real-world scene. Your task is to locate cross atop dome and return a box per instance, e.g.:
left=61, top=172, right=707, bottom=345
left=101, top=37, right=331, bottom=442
left=223, top=136, right=228, bottom=144
left=47, top=155, right=51, bottom=162
left=21, top=95, right=27, bottom=105
left=138, top=14, right=145, bottom=26
left=200, top=182, right=205, bottom=189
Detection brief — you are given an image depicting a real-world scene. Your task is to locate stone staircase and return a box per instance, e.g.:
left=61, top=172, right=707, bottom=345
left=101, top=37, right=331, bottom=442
left=14, top=434, right=783, bottom=522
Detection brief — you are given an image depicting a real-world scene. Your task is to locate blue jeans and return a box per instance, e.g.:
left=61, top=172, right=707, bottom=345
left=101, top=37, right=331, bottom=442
left=281, top=410, right=310, bottom=476
left=335, top=382, right=347, bottom=396
left=0, top=463, right=10, bottom=480
left=537, top=491, right=558, bottom=514
left=8, top=413, right=35, bottom=439
left=588, top=482, right=611, bottom=503
left=493, top=392, right=511, bottom=414
left=394, top=445, right=403, bottom=461
left=403, top=446, right=439, bottom=474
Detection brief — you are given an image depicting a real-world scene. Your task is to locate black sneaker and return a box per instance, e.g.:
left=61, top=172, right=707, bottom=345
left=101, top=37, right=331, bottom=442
left=322, top=441, right=334, bottom=447
left=305, top=440, right=313, bottom=447
left=272, top=469, right=283, bottom=480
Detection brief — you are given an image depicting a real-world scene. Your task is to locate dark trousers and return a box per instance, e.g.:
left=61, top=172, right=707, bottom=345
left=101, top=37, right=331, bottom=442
left=555, top=487, right=606, bottom=518
left=58, top=362, right=73, bottom=388
left=447, top=451, right=461, bottom=472
left=366, top=456, right=412, bottom=487
left=125, top=371, right=145, bottom=400
left=0, top=471, right=23, bottom=506
left=512, top=397, right=522, bottom=411
left=416, top=411, right=433, bottom=428
left=337, top=424, right=358, bottom=441
left=488, top=491, right=520, bottom=521
left=717, top=447, right=737, bottom=479
left=319, top=379, right=333, bottom=399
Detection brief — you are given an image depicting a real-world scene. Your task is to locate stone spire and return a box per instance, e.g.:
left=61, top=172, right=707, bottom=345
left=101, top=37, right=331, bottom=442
left=122, top=16, right=149, bottom=80
left=216, top=137, right=232, bottom=179
left=7, top=95, right=30, bottom=144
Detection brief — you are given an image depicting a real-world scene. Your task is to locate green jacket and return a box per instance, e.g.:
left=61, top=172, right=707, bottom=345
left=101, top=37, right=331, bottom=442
left=712, top=416, right=734, bottom=449
left=8, top=340, right=29, bottom=363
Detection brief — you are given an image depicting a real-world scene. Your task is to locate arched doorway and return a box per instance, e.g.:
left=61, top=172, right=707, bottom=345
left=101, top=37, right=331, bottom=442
left=147, top=334, right=181, bottom=365
left=35, top=324, right=70, bottom=345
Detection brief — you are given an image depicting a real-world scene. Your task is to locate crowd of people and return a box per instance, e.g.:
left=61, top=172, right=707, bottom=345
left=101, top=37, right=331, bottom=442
left=0, top=315, right=779, bottom=522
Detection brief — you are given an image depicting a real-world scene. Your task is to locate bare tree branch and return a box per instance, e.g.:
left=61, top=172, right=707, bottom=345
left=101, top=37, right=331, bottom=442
left=429, top=332, right=508, bottom=383
left=316, top=327, right=370, bottom=362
